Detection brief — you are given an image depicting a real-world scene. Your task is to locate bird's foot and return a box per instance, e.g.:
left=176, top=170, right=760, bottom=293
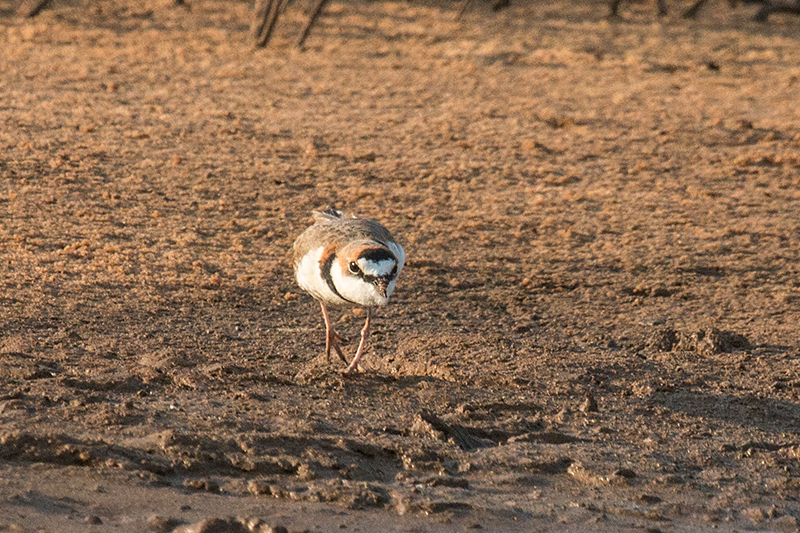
left=325, top=327, right=349, bottom=364
left=342, top=362, right=366, bottom=375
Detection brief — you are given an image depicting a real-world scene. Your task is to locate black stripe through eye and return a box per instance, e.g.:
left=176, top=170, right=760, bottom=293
left=358, top=248, right=395, bottom=263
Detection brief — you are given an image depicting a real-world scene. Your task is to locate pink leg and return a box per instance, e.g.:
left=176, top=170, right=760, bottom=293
left=344, top=308, right=372, bottom=374
left=320, top=302, right=348, bottom=364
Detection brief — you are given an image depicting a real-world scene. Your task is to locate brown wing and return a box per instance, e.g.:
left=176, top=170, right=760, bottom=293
left=292, top=224, right=321, bottom=270
left=340, top=217, right=396, bottom=245
left=291, top=215, right=396, bottom=270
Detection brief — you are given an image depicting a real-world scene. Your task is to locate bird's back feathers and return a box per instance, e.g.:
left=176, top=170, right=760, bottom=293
left=313, top=208, right=344, bottom=221
left=292, top=213, right=397, bottom=269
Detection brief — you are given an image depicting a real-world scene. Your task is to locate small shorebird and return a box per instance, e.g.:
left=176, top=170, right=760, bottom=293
left=292, top=209, right=405, bottom=374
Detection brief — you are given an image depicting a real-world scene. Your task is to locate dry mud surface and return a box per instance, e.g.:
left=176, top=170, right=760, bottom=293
left=2, top=0, right=800, bottom=531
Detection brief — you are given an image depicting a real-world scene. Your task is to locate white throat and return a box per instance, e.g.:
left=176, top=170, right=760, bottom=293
left=331, top=265, right=394, bottom=307
left=358, top=258, right=396, bottom=277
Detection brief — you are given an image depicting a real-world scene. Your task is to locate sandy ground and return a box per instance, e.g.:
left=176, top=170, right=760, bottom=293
left=1, top=0, right=800, bottom=531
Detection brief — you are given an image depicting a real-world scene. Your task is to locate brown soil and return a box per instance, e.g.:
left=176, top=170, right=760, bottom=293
left=2, top=0, right=800, bottom=531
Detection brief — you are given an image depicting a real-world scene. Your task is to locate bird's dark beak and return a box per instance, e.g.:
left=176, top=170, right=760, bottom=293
left=374, top=278, right=389, bottom=298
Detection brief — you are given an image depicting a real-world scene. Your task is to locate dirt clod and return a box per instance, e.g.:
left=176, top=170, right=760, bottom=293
left=183, top=478, right=220, bottom=493
left=646, top=328, right=752, bottom=355
left=579, top=393, right=599, bottom=413
left=174, top=518, right=249, bottom=533
left=148, top=515, right=185, bottom=532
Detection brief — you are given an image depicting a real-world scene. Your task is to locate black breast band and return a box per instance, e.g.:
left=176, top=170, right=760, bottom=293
left=320, top=251, right=357, bottom=305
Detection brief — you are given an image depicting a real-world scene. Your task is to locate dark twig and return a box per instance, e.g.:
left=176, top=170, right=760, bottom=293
left=682, top=0, right=709, bottom=17
left=251, top=0, right=272, bottom=46
left=683, top=0, right=738, bottom=18
left=456, top=0, right=474, bottom=19
left=253, top=0, right=290, bottom=47
left=266, top=0, right=287, bottom=44
left=492, top=0, right=511, bottom=11
left=753, top=1, right=800, bottom=22
left=17, top=0, right=52, bottom=17
left=419, top=410, right=487, bottom=452
left=609, top=0, right=667, bottom=16
left=457, top=0, right=509, bottom=19
left=297, top=0, right=330, bottom=47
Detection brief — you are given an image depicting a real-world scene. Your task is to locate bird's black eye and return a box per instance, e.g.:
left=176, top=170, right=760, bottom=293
left=348, top=261, right=360, bottom=274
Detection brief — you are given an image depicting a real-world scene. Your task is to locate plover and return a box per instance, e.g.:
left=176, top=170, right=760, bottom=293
left=292, top=209, right=405, bottom=374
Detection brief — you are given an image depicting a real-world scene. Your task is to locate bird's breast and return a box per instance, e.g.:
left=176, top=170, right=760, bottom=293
left=295, top=246, right=350, bottom=305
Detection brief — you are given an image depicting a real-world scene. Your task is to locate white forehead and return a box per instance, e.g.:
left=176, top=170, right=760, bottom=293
left=357, top=257, right=396, bottom=277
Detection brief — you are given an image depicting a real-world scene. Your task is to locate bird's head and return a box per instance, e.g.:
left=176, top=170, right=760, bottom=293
left=332, top=241, right=400, bottom=306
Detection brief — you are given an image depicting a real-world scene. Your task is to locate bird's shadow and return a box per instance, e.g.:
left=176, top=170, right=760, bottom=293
left=293, top=359, right=446, bottom=389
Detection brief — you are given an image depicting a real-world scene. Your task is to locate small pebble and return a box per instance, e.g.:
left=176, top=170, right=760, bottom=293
left=580, top=393, right=599, bottom=413
left=456, top=403, right=475, bottom=414
left=183, top=478, right=219, bottom=493
left=173, top=517, right=248, bottom=533
left=639, top=494, right=662, bottom=505
left=555, top=408, right=572, bottom=423
left=148, top=515, right=184, bottom=532
left=260, top=527, right=288, bottom=533
left=614, top=468, right=636, bottom=479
